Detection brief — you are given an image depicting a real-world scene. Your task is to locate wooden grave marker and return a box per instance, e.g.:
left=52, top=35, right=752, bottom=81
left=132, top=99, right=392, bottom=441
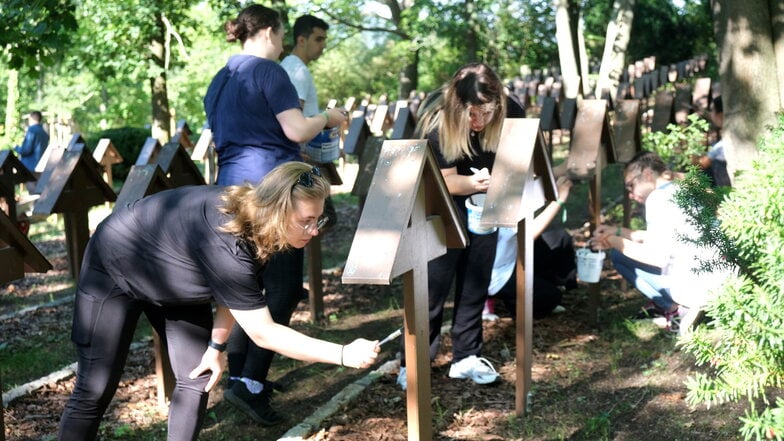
left=303, top=162, right=343, bottom=322
left=154, top=140, right=206, bottom=187
left=390, top=106, right=415, bottom=140
left=0, top=208, right=52, bottom=284
left=651, top=90, right=675, bottom=133
left=0, top=208, right=52, bottom=440
left=92, top=138, right=124, bottom=189
left=674, top=83, right=693, bottom=124
left=566, top=99, right=617, bottom=322
left=35, top=133, right=84, bottom=194
left=538, top=96, right=560, bottom=158
left=174, top=120, right=194, bottom=150
left=343, top=139, right=467, bottom=441
left=343, top=110, right=370, bottom=157
left=134, top=137, right=163, bottom=166
left=191, top=126, right=216, bottom=184
left=481, top=118, right=557, bottom=416
left=33, top=144, right=116, bottom=279
left=0, top=151, right=36, bottom=227
left=368, top=103, right=390, bottom=135
left=559, top=98, right=578, bottom=132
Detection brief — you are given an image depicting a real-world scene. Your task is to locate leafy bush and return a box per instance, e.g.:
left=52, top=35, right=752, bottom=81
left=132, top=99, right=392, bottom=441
left=85, top=127, right=150, bottom=183
left=677, top=113, right=784, bottom=441
left=642, top=113, right=709, bottom=171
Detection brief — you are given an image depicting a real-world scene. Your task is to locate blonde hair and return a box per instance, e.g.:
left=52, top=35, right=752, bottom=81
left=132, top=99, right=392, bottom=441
left=219, top=162, right=330, bottom=263
left=416, top=63, right=506, bottom=163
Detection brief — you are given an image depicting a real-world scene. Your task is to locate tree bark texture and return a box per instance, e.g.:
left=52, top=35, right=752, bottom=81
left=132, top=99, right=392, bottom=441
left=596, top=0, right=635, bottom=100
left=712, top=0, right=782, bottom=180
left=554, top=0, right=581, bottom=98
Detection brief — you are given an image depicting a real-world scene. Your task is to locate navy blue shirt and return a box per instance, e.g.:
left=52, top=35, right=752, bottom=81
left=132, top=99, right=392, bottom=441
left=15, top=123, right=49, bottom=172
left=204, top=54, right=302, bottom=185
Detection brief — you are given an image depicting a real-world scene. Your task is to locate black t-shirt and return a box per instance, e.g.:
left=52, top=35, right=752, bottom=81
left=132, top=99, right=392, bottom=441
left=92, top=185, right=267, bottom=310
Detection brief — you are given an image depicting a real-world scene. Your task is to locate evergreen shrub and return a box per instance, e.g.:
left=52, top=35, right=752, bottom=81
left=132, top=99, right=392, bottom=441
left=677, top=113, right=784, bottom=441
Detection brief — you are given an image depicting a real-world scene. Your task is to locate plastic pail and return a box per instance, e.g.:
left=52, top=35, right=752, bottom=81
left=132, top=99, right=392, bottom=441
left=305, top=127, right=340, bottom=162
left=575, top=248, right=605, bottom=283
left=465, top=194, right=496, bottom=235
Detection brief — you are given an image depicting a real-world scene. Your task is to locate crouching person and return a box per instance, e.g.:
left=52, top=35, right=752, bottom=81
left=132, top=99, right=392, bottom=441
left=58, top=162, right=379, bottom=441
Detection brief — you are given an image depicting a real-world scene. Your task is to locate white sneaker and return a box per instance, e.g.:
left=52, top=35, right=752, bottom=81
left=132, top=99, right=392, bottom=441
left=448, top=355, right=499, bottom=384
left=482, top=312, right=500, bottom=321
left=396, top=367, right=407, bottom=390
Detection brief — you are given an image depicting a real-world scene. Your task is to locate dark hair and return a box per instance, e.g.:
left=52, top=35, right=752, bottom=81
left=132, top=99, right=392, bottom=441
left=625, top=150, right=668, bottom=176
left=28, top=111, right=43, bottom=122
left=224, top=4, right=282, bottom=44
left=292, top=14, right=328, bottom=45
left=712, top=96, right=723, bottom=114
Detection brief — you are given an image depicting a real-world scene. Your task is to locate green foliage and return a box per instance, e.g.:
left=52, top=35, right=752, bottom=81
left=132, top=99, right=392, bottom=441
left=679, top=113, right=784, bottom=441
left=85, top=127, right=150, bottom=182
left=0, top=0, right=78, bottom=70
left=642, top=113, right=709, bottom=171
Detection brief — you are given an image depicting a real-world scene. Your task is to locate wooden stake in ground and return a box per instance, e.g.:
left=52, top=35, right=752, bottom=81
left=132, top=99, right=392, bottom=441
left=343, top=139, right=466, bottom=441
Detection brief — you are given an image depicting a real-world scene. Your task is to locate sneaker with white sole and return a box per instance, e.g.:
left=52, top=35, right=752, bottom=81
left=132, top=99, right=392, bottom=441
left=448, top=355, right=499, bottom=384
left=396, top=366, right=407, bottom=390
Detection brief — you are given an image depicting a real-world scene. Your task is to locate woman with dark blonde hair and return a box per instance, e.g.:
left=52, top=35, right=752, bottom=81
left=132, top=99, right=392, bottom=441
left=397, top=63, right=525, bottom=390
left=203, top=4, right=348, bottom=424
left=58, top=162, right=379, bottom=441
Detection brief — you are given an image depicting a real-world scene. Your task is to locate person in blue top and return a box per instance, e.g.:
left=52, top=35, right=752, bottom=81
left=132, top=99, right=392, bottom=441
left=14, top=111, right=49, bottom=190
left=203, top=4, right=347, bottom=425
left=57, top=162, right=380, bottom=441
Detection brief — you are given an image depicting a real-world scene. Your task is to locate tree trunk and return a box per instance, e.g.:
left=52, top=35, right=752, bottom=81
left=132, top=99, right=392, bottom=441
left=398, top=48, right=419, bottom=99
left=149, top=12, right=171, bottom=144
left=554, top=0, right=581, bottom=98
left=4, top=70, right=19, bottom=141
left=712, top=0, right=782, bottom=180
left=465, top=0, right=479, bottom=62
left=596, top=0, right=635, bottom=100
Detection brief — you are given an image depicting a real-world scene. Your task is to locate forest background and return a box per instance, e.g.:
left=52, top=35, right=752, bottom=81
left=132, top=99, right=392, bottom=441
left=0, top=0, right=715, bottom=150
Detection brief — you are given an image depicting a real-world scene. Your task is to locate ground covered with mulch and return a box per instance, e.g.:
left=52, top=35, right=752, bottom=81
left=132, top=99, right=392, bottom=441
left=2, top=199, right=748, bottom=441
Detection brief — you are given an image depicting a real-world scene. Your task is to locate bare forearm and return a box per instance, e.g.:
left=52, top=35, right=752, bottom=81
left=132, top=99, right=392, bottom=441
left=211, top=305, right=235, bottom=345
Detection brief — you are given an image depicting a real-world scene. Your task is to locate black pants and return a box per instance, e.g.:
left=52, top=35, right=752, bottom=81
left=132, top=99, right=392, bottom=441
left=227, top=247, right=304, bottom=383
left=495, top=230, right=577, bottom=319
left=59, top=254, right=213, bottom=441
left=401, top=231, right=497, bottom=366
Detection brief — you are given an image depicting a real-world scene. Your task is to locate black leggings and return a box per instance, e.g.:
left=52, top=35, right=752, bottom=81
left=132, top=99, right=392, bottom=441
left=227, top=247, right=304, bottom=383
left=400, top=232, right=497, bottom=366
left=59, top=261, right=213, bottom=441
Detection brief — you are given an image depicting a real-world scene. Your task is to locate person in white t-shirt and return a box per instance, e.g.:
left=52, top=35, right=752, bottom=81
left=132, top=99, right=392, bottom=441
left=280, top=15, right=329, bottom=117
left=593, top=151, right=728, bottom=333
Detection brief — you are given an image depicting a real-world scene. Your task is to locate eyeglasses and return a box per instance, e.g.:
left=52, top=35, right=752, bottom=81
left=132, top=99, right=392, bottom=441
left=294, top=166, right=322, bottom=189
left=297, top=215, right=329, bottom=235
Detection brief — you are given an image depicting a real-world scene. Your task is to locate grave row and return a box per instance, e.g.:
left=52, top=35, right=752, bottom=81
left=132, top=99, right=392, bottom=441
left=1, top=51, right=712, bottom=440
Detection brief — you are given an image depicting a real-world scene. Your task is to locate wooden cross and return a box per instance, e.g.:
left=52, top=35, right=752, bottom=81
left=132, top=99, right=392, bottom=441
left=565, top=99, right=617, bottom=322
left=343, top=139, right=466, bottom=441
left=481, top=118, right=557, bottom=416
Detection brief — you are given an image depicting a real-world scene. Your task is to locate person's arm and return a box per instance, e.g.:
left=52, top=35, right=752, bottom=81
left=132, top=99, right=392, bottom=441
left=530, top=176, right=572, bottom=239
left=15, top=129, right=35, bottom=156
left=188, top=305, right=235, bottom=391
left=593, top=225, right=664, bottom=267
left=276, top=108, right=346, bottom=143
left=230, top=307, right=379, bottom=369
left=441, top=167, right=490, bottom=195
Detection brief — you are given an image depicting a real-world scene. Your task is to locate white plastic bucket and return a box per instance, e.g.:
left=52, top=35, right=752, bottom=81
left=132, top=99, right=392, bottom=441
left=576, top=247, right=605, bottom=283
left=465, top=194, right=496, bottom=235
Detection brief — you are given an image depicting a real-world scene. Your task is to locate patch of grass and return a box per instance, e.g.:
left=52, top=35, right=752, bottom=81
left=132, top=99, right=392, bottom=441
left=0, top=313, right=152, bottom=391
